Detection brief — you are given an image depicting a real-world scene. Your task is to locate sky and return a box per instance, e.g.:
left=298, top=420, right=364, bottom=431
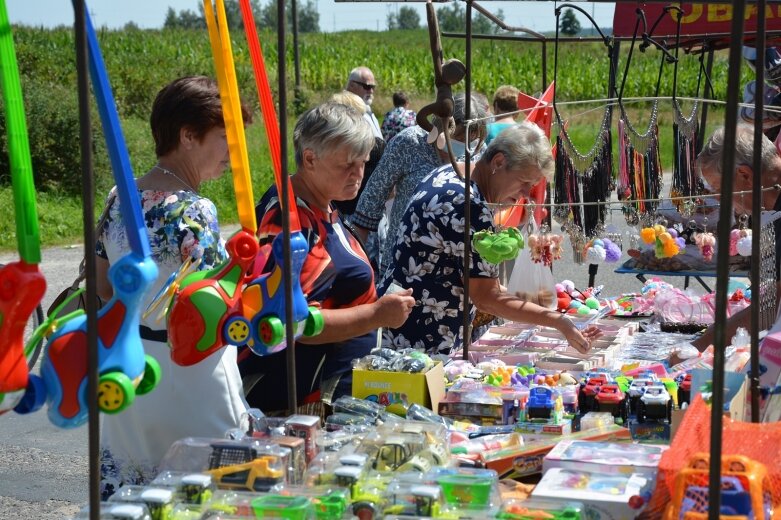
left=6, top=1, right=616, bottom=33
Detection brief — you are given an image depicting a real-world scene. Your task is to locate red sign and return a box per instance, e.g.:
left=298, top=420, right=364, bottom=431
left=613, top=3, right=781, bottom=39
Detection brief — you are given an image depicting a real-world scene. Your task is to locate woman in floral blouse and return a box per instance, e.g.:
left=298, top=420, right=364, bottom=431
left=95, top=76, right=251, bottom=498
left=378, top=123, right=601, bottom=355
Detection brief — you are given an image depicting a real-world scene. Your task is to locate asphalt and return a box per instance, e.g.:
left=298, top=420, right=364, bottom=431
left=0, top=196, right=701, bottom=518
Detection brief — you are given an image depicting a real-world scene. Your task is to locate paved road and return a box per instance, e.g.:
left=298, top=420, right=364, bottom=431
left=0, top=206, right=701, bottom=518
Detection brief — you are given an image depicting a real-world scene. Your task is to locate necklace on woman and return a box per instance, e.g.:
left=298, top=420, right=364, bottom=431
left=153, top=164, right=198, bottom=193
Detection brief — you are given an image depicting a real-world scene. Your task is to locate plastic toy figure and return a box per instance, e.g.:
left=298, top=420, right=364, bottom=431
left=594, top=384, right=629, bottom=423
left=0, top=0, right=47, bottom=417
left=636, top=384, right=673, bottom=423
left=206, top=441, right=285, bottom=492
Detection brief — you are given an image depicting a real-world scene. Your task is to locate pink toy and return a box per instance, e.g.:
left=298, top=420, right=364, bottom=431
left=694, top=231, right=716, bottom=262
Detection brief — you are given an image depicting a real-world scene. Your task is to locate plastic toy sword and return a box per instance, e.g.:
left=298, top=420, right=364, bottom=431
left=0, top=0, right=47, bottom=416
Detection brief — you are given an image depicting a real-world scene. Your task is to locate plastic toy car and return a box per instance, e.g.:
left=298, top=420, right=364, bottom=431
left=524, top=386, right=564, bottom=423
left=206, top=441, right=285, bottom=492
left=108, top=485, right=174, bottom=520
left=41, top=253, right=160, bottom=428
left=334, top=466, right=387, bottom=520
left=369, top=435, right=447, bottom=473
left=636, top=384, right=673, bottom=423
left=627, top=378, right=654, bottom=412
left=676, top=373, right=692, bottom=405
left=594, top=384, right=629, bottom=423
left=382, top=484, right=460, bottom=519
left=578, top=374, right=610, bottom=411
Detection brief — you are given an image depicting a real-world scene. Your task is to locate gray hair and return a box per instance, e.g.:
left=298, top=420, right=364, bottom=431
left=481, top=122, right=554, bottom=181
left=346, top=66, right=373, bottom=89
left=434, top=93, right=489, bottom=142
left=698, top=124, right=778, bottom=176
left=294, top=102, right=375, bottom=168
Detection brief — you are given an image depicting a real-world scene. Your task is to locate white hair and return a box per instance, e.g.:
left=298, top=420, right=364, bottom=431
left=293, top=102, right=375, bottom=168
left=481, top=122, right=554, bottom=181
left=698, top=124, right=778, bottom=175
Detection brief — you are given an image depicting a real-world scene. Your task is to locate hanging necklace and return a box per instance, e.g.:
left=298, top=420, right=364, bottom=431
left=153, top=164, right=198, bottom=193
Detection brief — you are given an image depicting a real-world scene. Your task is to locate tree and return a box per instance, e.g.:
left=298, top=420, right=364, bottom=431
left=560, top=8, right=581, bottom=36
left=387, top=6, right=420, bottom=30
left=258, top=0, right=320, bottom=33
left=436, top=3, right=505, bottom=35
left=163, top=0, right=259, bottom=30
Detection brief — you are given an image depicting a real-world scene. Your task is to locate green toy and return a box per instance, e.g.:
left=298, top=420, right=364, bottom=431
left=473, top=228, right=524, bottom=264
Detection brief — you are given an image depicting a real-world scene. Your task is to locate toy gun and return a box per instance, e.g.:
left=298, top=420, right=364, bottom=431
left=38, top=6, right=159, bottom=428
left=0, top=0, right=47, bottom=416
left=164, top=0, right=322, bottom=365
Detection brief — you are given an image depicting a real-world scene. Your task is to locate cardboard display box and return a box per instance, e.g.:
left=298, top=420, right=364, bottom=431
left=352, top=362, right=445, bottom=416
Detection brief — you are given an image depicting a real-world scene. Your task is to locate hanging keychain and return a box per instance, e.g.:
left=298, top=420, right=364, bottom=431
left=730, top=214, right=753, bottom=257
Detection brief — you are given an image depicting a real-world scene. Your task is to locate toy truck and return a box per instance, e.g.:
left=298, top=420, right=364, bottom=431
left=578, top=374, right=610, bottom=412
left=206, top=441, right=285, bottom=492
left=524, top=386, right=564, bottom=423
left=636, top=384, right=673, bottom=424
left=594, top=384, right=629, bottom=423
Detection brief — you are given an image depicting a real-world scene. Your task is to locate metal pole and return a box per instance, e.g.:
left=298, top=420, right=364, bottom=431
left=71, top=1, right=99, bottom=518
left=278, top=0, right=297, bottom=414
left=697, top=46, right=715, bottom=154
left=462, top=0, right=473, bottom=361
left=750, top=0, right=766, bottom=423
left=541, top=41, right=547, bottom=93
left=708, top=1, right=747, bottom=518
left=291, top=0, right=302, bottom=103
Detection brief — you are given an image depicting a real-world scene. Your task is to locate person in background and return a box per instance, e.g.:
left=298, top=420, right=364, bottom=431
left=96, top=76, right=251, bottom=498
left=352, top=93, right=488, bottom=276
left=486, top=85, right=520, bottom=144
left=381, top=91, right=417, bottom=142
left=240, top=102, right=414, bottom=414
left=688, top=125, right=781, bottom=351
left=345, top=66, right=383, bottom=139
left=330, top=91, right=386, bottom=220
left=377, top=123, right=601, bottom=355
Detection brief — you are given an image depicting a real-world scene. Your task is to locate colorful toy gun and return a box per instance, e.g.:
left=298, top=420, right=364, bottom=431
left=163, top=0, right=322, bottom=365
left=0, top=0, right=47, bottom=416
left=38, top=7, right=159, bottom=428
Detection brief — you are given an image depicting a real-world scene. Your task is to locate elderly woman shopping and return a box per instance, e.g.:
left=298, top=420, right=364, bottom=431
left=378, top=123, right=600, bottom=355
left=96, top=76, right=251, bottom=497
left=240, top=102, right=415, bottom=413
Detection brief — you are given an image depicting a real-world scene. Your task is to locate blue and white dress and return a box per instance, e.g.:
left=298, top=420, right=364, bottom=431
left=377, top=164, right=499, bottom=354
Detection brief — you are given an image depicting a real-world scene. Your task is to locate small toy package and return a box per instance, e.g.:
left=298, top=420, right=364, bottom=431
left=74, top=502, right=151, bottom=520
left=543, top=440, right=666, bottom=478
left=499, top=498, right=584, bottom=519
left=150, top=471, right=215, bottom=505
left=531, top=468, right=652, bottom=520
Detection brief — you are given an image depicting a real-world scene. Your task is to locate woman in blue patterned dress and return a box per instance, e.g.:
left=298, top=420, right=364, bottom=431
left=378, top=123, right=601, bottom=355
left=95, top=76, right=251, bottom=498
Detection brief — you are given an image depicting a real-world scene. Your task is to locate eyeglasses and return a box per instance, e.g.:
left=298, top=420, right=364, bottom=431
left=351, top=80, right=376, bottom=91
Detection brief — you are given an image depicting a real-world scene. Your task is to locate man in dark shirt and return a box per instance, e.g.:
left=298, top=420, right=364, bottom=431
left=690, top=125, right=781, bottom=350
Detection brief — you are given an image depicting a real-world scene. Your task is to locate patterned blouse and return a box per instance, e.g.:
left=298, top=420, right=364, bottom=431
left=381, top=106, right=418, bottom=142
left=352, top=125, right=444, bottom=275
left=377, top=164, right=499, bottom=354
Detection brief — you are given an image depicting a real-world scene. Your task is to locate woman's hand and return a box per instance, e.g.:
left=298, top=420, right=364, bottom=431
left=375, top=288, right=416, bottom=329
left=561, top=320, right=602, bottom=354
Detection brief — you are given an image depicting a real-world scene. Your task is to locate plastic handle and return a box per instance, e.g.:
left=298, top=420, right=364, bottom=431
left=84, top=9, right=150, bottom=258
left=203, top=0, right=257, bottom=234
left=0, top=0, right=41, bottom=263
left=239, top=0, right=300, bottom=231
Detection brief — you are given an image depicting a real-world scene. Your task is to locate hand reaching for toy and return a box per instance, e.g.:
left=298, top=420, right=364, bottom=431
left=561, top=321, right=602, bottom=354
left=376, top=288, right=416, bottom=329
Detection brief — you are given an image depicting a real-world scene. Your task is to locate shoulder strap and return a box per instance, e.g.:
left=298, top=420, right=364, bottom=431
left=75, top=191, right=118, bottom=285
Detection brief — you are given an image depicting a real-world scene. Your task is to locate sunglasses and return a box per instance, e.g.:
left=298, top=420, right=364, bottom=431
left=351, top=80, right=376, bottom=91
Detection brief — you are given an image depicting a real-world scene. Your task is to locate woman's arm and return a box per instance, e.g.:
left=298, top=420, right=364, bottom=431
left=96, top=256, right=113, bottom=302
left=352, top=134, right=409, bottom=232
left=469, top=276, right=599, bottom=353
left=297, top=290, right=415, bottom=345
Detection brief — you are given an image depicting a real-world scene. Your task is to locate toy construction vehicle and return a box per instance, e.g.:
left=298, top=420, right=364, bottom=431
left=206, top=441, right=285, bottom=492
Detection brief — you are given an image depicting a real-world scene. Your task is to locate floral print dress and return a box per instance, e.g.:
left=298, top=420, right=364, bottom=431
left=377, top=164, right=499, bottom=354
left=96, top=189, right=248, bottom=499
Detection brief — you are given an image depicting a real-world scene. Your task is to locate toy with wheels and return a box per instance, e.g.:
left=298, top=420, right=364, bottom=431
left=167, top=230, right=259, bottom=366
left=0, top=0, right=47, bottom=417
left=41, top=254, right=159, bottom=427
left=236, top=231, right=323, bottom=355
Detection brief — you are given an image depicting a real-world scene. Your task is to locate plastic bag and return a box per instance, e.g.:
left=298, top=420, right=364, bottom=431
left=506, top=242, right=556, bottom=309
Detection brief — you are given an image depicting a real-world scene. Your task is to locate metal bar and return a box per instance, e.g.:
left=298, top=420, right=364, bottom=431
left=470, top=1, right=545, bottom=39
left=697, top=46, right=715, bottom=153
left=541, top=41, right=547, bottom=92
left=462, top=0, right=472, bottom=361
left=750, top=0, right=766, bottom=423
left=292, top=0, right=301, bottom=97
left=278, top=0, right=297, bottom=415
left=708, top=0, right=747, bottom=517
left=71, top=1, right=98, bottom=518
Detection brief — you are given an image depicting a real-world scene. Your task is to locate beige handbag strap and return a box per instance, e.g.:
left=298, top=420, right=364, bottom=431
left=74, top=192, right=118, bottom=286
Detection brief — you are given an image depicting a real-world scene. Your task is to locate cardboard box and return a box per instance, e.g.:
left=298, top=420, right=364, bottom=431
left=514, top=418, right=572, bottom=436
left=532, top=468, right=652, bottom=520
left=352, top=362, right=445, bottom=416
left=543, top=440, right=666, bottom=478
left=628, top=421, right=670, bottom=444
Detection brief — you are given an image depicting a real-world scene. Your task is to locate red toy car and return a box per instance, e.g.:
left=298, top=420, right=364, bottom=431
left=677, top=373, right=692, bottom=406
left=579, top=374, right=610, bottom=411
left=594, top=384, right=629, bottom=423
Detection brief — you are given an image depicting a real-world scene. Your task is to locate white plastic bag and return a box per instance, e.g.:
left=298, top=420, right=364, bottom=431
left=507, top=241, right=557, bottom=309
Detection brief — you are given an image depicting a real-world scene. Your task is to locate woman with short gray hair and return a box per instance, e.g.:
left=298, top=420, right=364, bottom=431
left=241, top=102, right=415, bottom=413
left=377, top=123, right=599, bottom=355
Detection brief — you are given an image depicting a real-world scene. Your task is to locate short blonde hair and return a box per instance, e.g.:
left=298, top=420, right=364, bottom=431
left=331, top=90, right=367, bottom=113
left=492, top=85, right=520, bottom=115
